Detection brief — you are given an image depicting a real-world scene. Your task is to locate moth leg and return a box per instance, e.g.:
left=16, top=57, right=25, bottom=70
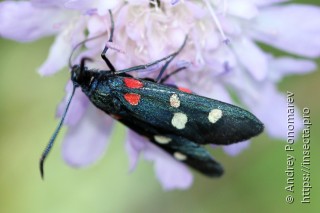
left=159, top=67, right=186, bottom=84
left=101, top=10, right=116, bottom=72
left=80, top=58, right=93, bottom=73
left=155, top=36, right=188, bottom=83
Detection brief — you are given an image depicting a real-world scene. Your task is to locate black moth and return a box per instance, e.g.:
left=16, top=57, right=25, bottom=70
left=40, top=10, right=264, bottom=178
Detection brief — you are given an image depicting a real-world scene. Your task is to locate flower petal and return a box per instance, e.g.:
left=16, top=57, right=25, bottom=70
left=125, top=130, right=147, bottom=172
left=39, top=16, right=86, bottom=75
left=241, top=83, right=303, bottom=139
left=144, top=144, right=193, bottom=191
left=223, top=141, right=251, bottom=156
left=62, top=105, right=114, bottom=167
left=252, top=4, right=320, bottom=57
left=233, top=37, right=268, bottom=81
left=228, top=0, right=259, bottom=20
left=171, top=0, right=180, bottom=6
left=95, top=0, right=123, bottom=16
left=31, top=0, right=67, bottom=8
left=0, top=1, right=70, bottom=42
left=64, top=0, right=122, bottom=15
left=64, top=0, right=94, bottom=11
left=269, top=57, right=316, bottom=82
left=195, top=82, right=233, bottom=104
left=38, top=31, right=72, bottom=75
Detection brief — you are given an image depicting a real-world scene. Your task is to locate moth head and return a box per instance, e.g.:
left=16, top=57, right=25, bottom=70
left=71, top=65, right=84, bottom=85
left=71, top=57, right=93, bottom=87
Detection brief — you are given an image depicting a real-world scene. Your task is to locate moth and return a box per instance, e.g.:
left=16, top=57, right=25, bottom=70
left=40, top=10, right=263, bottom=178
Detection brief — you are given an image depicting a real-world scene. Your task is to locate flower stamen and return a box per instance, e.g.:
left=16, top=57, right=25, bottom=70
left=203, top=0, right=229, bottom=44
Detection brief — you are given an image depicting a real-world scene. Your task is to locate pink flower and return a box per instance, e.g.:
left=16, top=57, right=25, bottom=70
left=1, top=0, right=319, bottom=190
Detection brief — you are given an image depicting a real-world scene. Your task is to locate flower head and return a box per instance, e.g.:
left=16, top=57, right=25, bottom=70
left=1, top=0, right=319, bottom=190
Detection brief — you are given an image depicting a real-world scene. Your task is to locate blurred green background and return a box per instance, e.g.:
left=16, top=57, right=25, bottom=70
left=0, top=1, right=319, bottom=212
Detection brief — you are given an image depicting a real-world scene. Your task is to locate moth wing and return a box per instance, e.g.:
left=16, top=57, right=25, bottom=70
left=151, top=134, right=224, bottom=177
left=121, top=114, right=224, bottom=177
left=115, top=77, right=263, bottom=145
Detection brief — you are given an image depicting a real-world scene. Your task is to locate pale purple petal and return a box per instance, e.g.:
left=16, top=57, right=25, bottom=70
left=195, top=83, right=233, bottom=104
left=116, top=4, right=129, bottom=28
left=233, top=37, right=268, bottom=81
left=252, top=5, right=320, bottom=57
left=144, top=144, right=193, bottom=191
left=249, top=0, right=289, bottom=7
left=38, top=32, right=72, bottom=75
left=218, top=15, right=243, bottom=36
left=0, top=1, right=70, bottom=42
left=228, top=69, right=298, bottom=139
left=126, top=131, right=193, bottom=190
left=171, top=0, right=180, bottom=6
left=64, top=0, right=94, bottom=11
left=269, top=57, right=316, bottom=82
left=95, top=1, right=123, bottom=16
left=70, top=18, right=87, bottom=48
left=38, top=17, right=86, bottom=75
left=202, top=43, right=238, bottom=76
left=242, top=83, right=303, bottom=139
left=31, top=0, right=67, bottom=8
left=87, top=15, right=109, bottom=36
left=223, top=141, right=251, bottom=156
left=62, top=105, right=114, bottom=167
left=125, top=130, right=147, bottom=172
left=56, top=81, right=90, bottom=126
left=185, top=1, right=207, bottom=19
left=65, top=0, right=122, bottom=15
left=228, top=1, right=259, bottom=20
left=127, top=0, right=149, bottom=5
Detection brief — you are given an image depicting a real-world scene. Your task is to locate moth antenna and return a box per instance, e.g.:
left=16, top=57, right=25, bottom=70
left=155, top=35, right=188, bottom=82
left=39, top=85, right=77, bottom=179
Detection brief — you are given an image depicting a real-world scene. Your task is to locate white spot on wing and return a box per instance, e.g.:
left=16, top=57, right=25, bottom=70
left=89, top=76, right=94, bottom=85
left=171, top=112, right=188, bottom=129
left=170, top=93, right=180, bottom=108
left=174, top=152, right=187, bottom=161
left=208, top=109, right=223, bottom=123
left=154, top=135, right=171, bottom=144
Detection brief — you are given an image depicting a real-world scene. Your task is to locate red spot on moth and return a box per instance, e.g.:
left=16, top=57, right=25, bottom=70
left=178, top=87, right=192, bottom=94
left=124, top=78, right=143, bottom=89
left=124, top=93, right=141, bottom=105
